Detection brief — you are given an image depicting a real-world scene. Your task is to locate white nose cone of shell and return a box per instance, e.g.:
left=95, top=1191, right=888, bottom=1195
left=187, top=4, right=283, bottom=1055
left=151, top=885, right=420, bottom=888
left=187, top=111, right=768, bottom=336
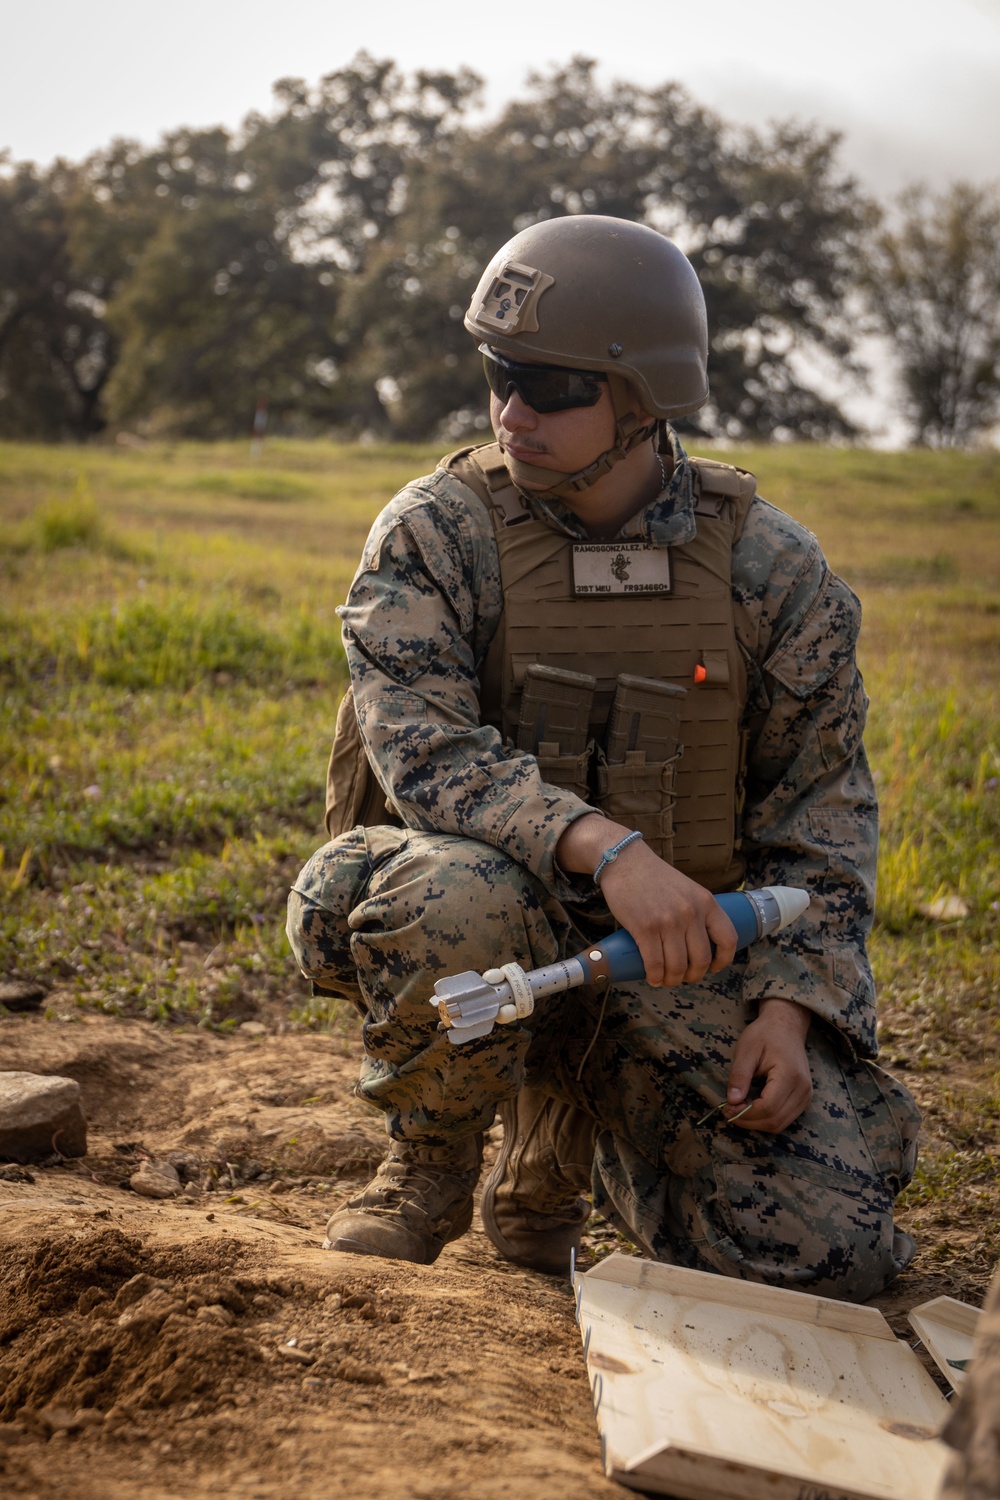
left=764, top=886, right=811, bottom=932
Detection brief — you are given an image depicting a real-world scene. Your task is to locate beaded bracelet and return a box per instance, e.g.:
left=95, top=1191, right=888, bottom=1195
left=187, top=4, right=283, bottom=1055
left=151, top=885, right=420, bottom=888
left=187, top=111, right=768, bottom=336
left=593, top=830, right=643, bottom=887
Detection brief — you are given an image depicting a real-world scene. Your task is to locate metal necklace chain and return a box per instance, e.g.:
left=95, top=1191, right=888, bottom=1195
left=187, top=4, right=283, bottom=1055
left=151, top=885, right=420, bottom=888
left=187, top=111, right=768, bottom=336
left=656, top=452, right=667, bottom=494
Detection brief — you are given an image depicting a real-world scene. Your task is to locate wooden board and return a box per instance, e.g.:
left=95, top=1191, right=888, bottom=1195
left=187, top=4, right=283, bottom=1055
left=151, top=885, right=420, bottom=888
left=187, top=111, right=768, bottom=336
left=908, top=1295, right=981, bottom=1392
left=575, top=1253, right=951, bottom=1500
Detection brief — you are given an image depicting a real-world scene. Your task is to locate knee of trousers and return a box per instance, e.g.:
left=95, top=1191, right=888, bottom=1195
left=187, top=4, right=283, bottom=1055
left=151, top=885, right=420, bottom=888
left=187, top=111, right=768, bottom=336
left=285, top=822, right=546, bottom=994
left=287, top=828, right=563, bottom=1133
left=286, top=825, right=374, bottom=991
left=669, top=1149, right=915, bottom=1300
left=343, top=829, right=557, bottom=1023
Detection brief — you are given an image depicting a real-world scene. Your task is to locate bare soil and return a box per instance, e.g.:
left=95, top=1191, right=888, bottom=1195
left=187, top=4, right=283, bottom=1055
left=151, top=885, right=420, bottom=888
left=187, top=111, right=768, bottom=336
left=0, top=1008, right=983, bottom=1499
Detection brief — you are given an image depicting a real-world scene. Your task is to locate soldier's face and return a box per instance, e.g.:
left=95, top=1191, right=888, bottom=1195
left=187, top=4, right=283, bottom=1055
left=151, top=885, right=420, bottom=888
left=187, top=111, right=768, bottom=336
left=490, top=383, right=617, bottom=486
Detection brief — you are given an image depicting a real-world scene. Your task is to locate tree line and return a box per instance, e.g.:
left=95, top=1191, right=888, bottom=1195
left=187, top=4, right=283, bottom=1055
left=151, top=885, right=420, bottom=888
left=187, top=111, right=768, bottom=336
left=1, top=54, right=998, bottom=447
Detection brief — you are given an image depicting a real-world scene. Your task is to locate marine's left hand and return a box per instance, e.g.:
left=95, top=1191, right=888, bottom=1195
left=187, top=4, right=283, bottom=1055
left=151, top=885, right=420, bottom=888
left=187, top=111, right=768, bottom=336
left=724, top=998, right=813, bottom=1134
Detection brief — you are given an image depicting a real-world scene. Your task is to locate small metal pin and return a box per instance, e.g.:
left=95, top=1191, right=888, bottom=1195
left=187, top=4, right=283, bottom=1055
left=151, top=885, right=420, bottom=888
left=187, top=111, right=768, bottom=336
left=695, top=1099, right=754, bottom=1128
left=582, top=1325, right=592, bottom=1361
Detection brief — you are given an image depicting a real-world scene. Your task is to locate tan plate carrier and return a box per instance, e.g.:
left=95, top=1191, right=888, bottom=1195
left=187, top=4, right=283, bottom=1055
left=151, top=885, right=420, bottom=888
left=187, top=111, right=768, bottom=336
left=326, top=442, right=757, bottom=893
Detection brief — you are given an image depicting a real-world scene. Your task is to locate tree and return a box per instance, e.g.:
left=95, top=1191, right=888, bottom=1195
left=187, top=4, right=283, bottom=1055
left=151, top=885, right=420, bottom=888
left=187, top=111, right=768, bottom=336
left=673, top=116, right=868, bottom=440
left=331, top=58, right=870, bottom=442
left=73, top=123, right=338, bottom=436
left=0, top=54, right=876, bottom=443
left=863, top=182, right=1000, bottom=447
left=81, top=55, right=482, bottom=437
left=100, top=181, right=341, bottom=437
left=0, top=158, right=116, bottom=439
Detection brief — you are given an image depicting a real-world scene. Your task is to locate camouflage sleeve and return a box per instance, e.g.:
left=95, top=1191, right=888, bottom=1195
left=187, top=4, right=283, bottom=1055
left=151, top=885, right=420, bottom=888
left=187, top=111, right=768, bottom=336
left=733, top=497, right=879, bottom=1057
left=338, top=470, right=593, bottom=895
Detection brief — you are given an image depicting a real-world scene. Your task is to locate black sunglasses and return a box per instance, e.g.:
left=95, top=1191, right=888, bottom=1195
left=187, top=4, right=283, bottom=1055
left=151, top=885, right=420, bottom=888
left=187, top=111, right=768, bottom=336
left=480, top=344, right=608, bottom=414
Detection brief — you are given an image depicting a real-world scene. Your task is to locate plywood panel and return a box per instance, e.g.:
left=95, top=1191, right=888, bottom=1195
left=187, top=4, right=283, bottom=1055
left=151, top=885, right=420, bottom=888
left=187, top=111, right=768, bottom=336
left=583, top=1254, right=897, bottom=1340
left=576, top=1253, right=951, bottom=1500
left=909, top=1295, right=981, bottom=1392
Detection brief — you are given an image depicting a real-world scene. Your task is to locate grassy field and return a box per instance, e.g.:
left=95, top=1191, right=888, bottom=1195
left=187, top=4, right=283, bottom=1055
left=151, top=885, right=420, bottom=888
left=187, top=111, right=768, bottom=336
left=1, top=436, right=999, bottom=1294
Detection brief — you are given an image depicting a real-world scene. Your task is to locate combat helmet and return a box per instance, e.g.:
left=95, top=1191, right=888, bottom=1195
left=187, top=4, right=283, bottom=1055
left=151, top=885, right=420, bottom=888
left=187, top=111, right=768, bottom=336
left=464, top=215, right=709, bottom=498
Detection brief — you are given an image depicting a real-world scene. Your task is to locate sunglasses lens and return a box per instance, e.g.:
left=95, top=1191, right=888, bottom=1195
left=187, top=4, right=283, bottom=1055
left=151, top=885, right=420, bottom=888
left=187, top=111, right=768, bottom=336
left=481, top=348, right=606, bottom=412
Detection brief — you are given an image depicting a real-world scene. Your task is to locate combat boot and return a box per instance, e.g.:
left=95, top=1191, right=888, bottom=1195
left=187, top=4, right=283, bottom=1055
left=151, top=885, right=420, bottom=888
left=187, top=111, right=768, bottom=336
left=323, top=1135, right=482, bottom=1265
left=480, top=1088, right=597, bottom=1276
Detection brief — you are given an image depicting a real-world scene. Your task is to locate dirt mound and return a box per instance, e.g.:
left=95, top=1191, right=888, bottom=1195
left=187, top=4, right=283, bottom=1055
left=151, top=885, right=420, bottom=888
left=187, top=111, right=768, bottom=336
left=1, top=1229, right=144, bottom=1341
left=0, top=1229, right=267, bottom=1422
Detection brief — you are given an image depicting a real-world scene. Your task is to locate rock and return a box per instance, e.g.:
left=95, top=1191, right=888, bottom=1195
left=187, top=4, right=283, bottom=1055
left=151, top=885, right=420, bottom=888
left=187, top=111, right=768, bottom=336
left=251, top=1292, right=282, bottom=1313
left=37, top=1406, right=104, bottom=1435
left=334, top=1357, right=384, bottom=1385
left=130, top=1160, right=182, bottom=1199
left=117, top=1288, right=185, bottom=1332
left=196, top=1304, right=236, bottom=1327
left=919, top=895, right=970, bottom=922
left=76, top=1408, right=106, bottom=1428
left=0, top=980, right=46, bottom=1012
left=277, top=1344, right=314, bottom=1365
left=0, top=1164, right=35, bottom=1184
left=238, top=1021, right=267, bottom=1037
left=102, top=1405, right=133, bottom=1431
left=113, top=1274, right=170, bottom=1312
left=0, top=1072, right=87, bottom=1162
left=163, top=1150, right=200, bottom=1181
left=77, top=1287, right=109, bottom=1315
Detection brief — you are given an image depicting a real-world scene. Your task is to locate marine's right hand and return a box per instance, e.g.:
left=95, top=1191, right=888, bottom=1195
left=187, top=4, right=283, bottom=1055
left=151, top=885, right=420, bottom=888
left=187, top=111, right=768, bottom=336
left=555, top=813, right=738, bottom=987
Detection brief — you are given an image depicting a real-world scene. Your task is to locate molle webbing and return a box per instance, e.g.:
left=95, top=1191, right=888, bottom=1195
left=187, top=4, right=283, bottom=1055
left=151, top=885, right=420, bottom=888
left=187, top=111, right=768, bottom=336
left=442, top=443, right=756, bottom=890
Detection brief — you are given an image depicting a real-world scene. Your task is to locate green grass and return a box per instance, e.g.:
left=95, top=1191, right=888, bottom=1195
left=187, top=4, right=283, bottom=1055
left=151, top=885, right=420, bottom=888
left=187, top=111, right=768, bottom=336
left=1, top=435, right=999, bottom=1285
left=0, top=438, right=449, bottom=1029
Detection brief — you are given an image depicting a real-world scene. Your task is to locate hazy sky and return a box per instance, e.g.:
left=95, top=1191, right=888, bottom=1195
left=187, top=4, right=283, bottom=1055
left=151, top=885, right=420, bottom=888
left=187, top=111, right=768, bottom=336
left=2, top=0, right=998, bottom=196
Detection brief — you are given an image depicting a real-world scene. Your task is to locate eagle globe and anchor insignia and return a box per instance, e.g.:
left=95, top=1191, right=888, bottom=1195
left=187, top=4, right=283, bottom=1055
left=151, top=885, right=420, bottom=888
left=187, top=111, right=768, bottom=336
left=571, top=541, right=673, bottom=597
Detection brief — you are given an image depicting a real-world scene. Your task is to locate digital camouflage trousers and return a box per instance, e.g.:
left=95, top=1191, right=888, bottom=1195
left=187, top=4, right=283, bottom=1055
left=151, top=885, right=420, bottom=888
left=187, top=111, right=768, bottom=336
left=287, top=825, right=920, bottom=1301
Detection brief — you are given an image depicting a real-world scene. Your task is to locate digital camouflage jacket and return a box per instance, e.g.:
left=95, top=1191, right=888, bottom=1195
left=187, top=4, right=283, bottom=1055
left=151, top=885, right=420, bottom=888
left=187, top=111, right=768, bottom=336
left=336, top=430, right=879, bottom=1057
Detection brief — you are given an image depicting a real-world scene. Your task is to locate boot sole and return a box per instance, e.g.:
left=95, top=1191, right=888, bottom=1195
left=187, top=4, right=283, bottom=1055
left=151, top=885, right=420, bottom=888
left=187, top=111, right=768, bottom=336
left=325, top=1231, right=436, bottom=1264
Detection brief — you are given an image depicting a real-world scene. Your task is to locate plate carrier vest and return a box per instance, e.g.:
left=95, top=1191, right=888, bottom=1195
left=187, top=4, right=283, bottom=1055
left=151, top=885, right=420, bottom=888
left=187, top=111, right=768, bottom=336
left=326, top=442, right=757, bottom=893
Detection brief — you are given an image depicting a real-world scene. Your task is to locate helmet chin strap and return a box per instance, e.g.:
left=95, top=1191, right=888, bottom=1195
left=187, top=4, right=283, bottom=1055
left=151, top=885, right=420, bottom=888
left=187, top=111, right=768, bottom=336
left=500, top=373, right=658, bottom=503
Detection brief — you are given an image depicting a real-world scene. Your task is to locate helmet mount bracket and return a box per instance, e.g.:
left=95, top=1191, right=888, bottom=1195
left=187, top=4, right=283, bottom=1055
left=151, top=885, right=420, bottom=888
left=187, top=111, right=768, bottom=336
left=474, top=261, right=555, bottom=337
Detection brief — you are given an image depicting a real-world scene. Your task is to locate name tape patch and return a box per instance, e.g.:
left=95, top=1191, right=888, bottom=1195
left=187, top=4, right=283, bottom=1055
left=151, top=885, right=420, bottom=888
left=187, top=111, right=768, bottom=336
left=572, top=542, right=672, bottom=597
